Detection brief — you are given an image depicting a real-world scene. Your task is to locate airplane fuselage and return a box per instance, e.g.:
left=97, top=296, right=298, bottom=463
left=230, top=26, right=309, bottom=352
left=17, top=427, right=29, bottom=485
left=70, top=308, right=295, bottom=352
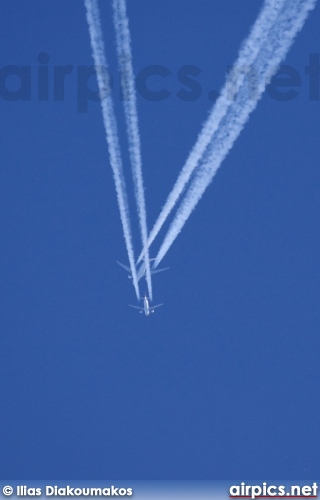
left=143, top=296, right=151, bottom=316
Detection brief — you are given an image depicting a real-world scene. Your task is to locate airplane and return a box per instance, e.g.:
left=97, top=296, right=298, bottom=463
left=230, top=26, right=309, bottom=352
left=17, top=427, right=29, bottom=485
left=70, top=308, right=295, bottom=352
left=116, top=259, right=169, bottom=282
left=129, top=294, right=163, bottom=316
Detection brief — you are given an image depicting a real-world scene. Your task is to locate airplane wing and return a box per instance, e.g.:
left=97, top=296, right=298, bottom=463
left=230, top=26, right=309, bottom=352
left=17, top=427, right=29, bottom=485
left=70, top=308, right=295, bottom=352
left=151, top=303, right=163, bottom=311
left=129, top=304, right=144, bottom=311
left=117, top=261, right=131, bottom=273
left=150, top=267, right=169, bottom=275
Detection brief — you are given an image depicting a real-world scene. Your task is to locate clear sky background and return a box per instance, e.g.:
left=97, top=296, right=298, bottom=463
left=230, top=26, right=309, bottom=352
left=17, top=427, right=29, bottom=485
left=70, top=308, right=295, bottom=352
left=1, top=0, right=319, bottom=479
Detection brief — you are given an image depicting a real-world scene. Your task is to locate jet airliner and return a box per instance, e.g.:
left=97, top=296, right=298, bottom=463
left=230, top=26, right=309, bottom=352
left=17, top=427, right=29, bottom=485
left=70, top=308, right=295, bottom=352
left=117, top=259, right=168, bottom=282
left=129, top=294, right=163, bottom=316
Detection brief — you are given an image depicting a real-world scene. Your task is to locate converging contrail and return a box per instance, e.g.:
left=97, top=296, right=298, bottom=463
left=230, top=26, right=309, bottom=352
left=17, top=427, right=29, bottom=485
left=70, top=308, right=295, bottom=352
left=84, top=0, right=140, bottom=299
left=154, top=0, right=317, bottom=267
left=112, top=0, right=153, bottom=300
left=137, top=0, right=298, bottom=264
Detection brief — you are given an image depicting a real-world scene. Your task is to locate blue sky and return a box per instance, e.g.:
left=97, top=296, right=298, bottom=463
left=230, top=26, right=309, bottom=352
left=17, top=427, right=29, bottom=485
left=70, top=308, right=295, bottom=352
left=1, top=0, right=319, bottom=479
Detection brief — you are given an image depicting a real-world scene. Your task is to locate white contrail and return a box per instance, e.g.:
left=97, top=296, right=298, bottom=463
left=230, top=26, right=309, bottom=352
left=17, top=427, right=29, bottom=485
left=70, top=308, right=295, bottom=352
left=154, top=0, right=317, bottom=267
left=112, top=0, right=153, bottom=300
left=84, top=0, right=140, bottom=299
left=137, top=0, right=292, bottom=264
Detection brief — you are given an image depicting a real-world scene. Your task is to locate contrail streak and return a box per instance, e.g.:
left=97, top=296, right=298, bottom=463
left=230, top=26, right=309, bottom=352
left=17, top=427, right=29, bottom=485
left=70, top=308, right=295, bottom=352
left=84, top=0, right=140, bottom=299
left=112, top=0, right=153, bottom=300
left=154, top=0, right=317, bottom=267
left=137, top=0, right=295, bottom=264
